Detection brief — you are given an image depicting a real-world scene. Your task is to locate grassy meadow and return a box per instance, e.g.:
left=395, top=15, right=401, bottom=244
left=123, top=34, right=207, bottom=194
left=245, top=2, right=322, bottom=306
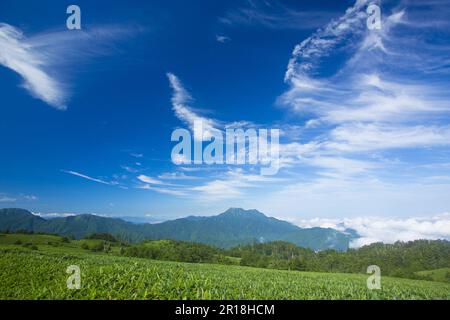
left=0, top=233, right=449, bottom=300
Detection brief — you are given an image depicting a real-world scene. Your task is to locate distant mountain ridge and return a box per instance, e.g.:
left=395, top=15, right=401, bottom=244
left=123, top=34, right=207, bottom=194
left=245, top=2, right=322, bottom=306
left=0, top=208, right=354, bottom=251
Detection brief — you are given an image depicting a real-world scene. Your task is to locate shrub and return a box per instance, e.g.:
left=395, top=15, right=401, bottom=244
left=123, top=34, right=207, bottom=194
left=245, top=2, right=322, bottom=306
left=61, top=237, right=70, bottom=243
left=90, top=242, right=105, bottom=252
left=85, top=233, right=118, bottom=243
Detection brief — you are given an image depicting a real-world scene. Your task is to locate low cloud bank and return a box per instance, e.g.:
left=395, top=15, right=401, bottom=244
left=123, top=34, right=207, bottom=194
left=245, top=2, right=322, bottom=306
left=283, top=213, right=450, bottom=248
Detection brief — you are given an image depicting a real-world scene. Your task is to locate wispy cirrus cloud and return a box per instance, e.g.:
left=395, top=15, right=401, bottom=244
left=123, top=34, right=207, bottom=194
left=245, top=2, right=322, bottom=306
left=33, top=212, right=76, bottom=218
left=277, top=0, right=450, bottom=172
left=23, top=194, right=38, bottom=201
left=216, top=34, right=231, bottom=43
left=166, top=73, right=286, bottom=198
left=130, top=153, right=144, bottom=158
left=0, top=193, right=38, bottom=203
left=61, top=170, right=117, bottom=186
left=0, top=23, right=67, bottom=109
left=167, top=72, right=265, bottom=142
left=284, top=0, right=369, bottom=81
left=121, top=165, right=139, bottom=173
left=0, top=23, right=134, bottom=109
left=219, top=0, right=337, bottom=30
left=191, top=168, right=284, bottom=199
left=167, top=72, right=221, bottom=141
left=0, top=194, right=16, bottom=202
left=157, top=172, right=200, bottom=180
left=138, top=184, right=187, bottom=196
left=137, top=174, right=163, bottom=185
left=136, top=174, right=188, bottom=196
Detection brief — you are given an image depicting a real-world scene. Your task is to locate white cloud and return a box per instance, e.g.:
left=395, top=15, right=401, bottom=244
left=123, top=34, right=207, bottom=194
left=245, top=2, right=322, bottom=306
left=0, top=193, right=38, bottom=203
left=0, top=23, right=133, bottom=109
left=130, top=153, right=144, bottom=158
left=192, top=179, right=244, bottom=199
left=0, top=194, right=16, bottom=202
left=255, top=178, right=450, bottom=219
left=284, top=0, right=369, bottom=81
left=62, top=170, right=116, bottom=186
left=137, top=174, right=163, bottom=185
left=33, top=212, right=76, bottom=218
left=0, top=23, right=66, bottom=109
left=24, top=195, right=38, bottom=201
left=121, top=165, right=139, bottom=173
left=284, top=213, right=450, bottom=248
left=167, top=73, right=221, bottom=141
left=304, top=156, right=377, bottom=177
left=33, top=211, right=120, bottom=219
left=324, top=123, right=450, bottom=153
left=192, top=168, right=284, bottom=199
left=158, top=172, right=200, bottom=180
left=219, top=1, right=337, bottom=30
left=216, top=35, right=230, bottom=43
left=138, top=184, right=187, bottom=196
left=136, top=174, right=187, bottom=196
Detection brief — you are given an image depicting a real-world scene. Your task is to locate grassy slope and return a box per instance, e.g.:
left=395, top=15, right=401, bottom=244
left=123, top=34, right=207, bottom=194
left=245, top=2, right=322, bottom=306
left=0, top=234, right=449, bottom=300
left=416, top=268, right=450, bottom=283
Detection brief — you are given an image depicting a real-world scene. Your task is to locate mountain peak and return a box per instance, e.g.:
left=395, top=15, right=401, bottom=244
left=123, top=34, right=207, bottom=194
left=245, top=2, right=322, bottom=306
left=0, top=208, right=39, bottom=219
left=220, top=208, right=266, bottom=218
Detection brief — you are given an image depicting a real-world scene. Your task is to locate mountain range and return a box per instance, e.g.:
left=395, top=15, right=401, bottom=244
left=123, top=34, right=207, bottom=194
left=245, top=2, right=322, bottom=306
left=0, top=207, right=355, bottom=251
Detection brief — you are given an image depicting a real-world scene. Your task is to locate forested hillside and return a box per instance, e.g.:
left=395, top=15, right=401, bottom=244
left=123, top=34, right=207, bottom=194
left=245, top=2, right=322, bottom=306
left=228, top=240, right=450, bottom=280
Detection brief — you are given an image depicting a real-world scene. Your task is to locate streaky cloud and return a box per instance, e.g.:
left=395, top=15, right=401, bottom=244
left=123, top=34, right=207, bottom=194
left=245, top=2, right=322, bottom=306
left=61, top=169, right=116, bottom=186
left=0, top=23, right=135, bottom=109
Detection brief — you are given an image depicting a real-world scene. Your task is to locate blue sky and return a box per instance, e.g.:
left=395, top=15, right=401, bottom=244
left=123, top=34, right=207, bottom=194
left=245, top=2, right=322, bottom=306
left=1, top=0, right=450, bottom=243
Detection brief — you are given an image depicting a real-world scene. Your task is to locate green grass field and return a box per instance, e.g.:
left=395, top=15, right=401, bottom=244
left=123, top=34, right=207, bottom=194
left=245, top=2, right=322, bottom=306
left=416, top=268, right=450, bottom=283
left=0, top=234, right=449, bottom=300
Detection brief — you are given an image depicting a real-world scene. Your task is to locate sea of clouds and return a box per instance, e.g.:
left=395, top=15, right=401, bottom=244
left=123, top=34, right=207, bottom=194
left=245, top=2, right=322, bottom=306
left=283, top=213, right=450, bottom=248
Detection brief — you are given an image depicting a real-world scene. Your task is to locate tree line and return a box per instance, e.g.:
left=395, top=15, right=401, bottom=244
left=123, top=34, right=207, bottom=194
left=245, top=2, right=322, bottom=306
left=119, top=238, right=449, bottom=281
left=228, top=240, right=450, bottom=280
